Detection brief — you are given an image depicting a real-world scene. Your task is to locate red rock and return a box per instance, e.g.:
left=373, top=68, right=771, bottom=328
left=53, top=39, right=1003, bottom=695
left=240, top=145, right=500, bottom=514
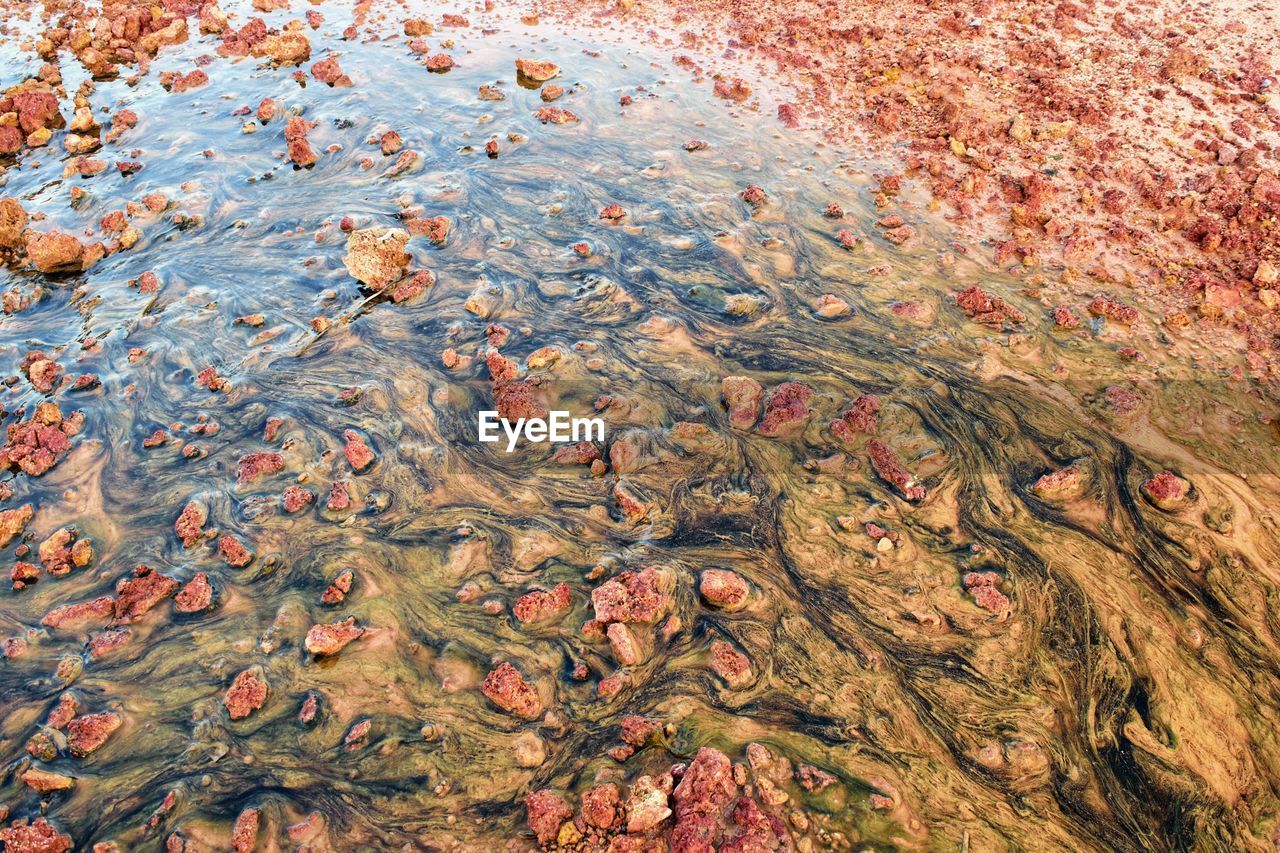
left=1087, top=296, right=1140, bottom=326
left=114, top=565, right=180, bottom=622
left=25, top=231, right=86, bottom=273
left=867, top=439, right=926, bottom=501
left=599, top=204, right=626, bottom=221
left=391, top=269, right=434, bottom=302
left=551, top=441, right=600, bottom=464
left=515, top=59, right=560, bottom=82
left=757, top=382, right=813, bottom=437
left=796, top=764, right=836, bottom=791
left=1141, top=470, right=1190, bottom=510
left=963, top=571, right=1010, bottom=612
left=582, top=783, right=621, bottom=829
left=481, top=661, right=541, bottom=719
left=0, top=403, right=80, bottom=476
left=37, top=526, right=92, bottom=575
left=67, top=711, right=122, bottom=757
left=954, top=285, right=1026, bottom=327
left=525, top=789, right=572, bottom=844
left=46, top=693, right=78, bottom=729
left=0, top=818, right=72, bottom=852
left=326, top=481, right=352, bottom=511
left=311, top=56, right=351, bottom=86
left=627, top=774, right=673, bottom=833
left=298, top=693, right=320, bottom=724
left=534, top=106, right=579, bottom=124
left=237, top=451, right=284, bottom=484
left=174, top=501, right=206, bottom=547
left=196, top=366, right=229, bottom=391
left=485, top=351, right=548, bottom=421
left=1051, top=304, right=1081, bottom=328
left=0, top=503, right=32, bottom=547
left=343, top=227, right=410, bottom=288
left=740, top=184, right=768, bottom=206
left=282, top=485, right=314, bottom=512
left=609, top=622, right=643, bottom=664
left=699, top=569, right=749, bottom=611
left=1031, top=464, right=1087, bottom=499
left=709, top=640, right=752, bottom=688
left=232, top=809, right=259, bottom=853
left=42, top=595, right=115, bottom=630
left=22, top=768, right=75, bottom=793
left=11, top=560, right=39, bottom=590
left=672, top=747, right=738, bottom=851
left=304, top=617, right=363, bottom=656
left=721, top=377, right=763, bottom=430
left=513, top=583, right=572, bottom=623
left=426, top=54, right=454, bottom=72
left=619, top=716, right=660, bottom=748
left=87, top=628, right=131, bottom=658
left=224, top=669, right=268, bottom=720
left=713, top=78, right=751, bottom=102
left=592, top=567, right=670, bottom=624
left=219, top=535, right=253, bottom=567
left=175, top=572, right=213, bottom=612
left=830, top=394, right=879, bottom=443
left=342, top=430, right=375, bottom=470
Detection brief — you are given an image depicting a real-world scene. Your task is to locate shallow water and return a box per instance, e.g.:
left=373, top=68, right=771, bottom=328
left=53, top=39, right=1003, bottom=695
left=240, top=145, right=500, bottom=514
left=2, top=3, right=1280, bottom=851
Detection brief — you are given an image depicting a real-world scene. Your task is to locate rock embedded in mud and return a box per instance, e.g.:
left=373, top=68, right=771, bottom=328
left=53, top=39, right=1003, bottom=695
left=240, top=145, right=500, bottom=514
left=481, top=661, right=542, bottom=719
left=699, top=569, right=749, bottom=611
left=1088, top=295, right=1140, bottom=326
left=709, top=639, right=753, bottom=688
left=757, top=382, right=813, bottom=437
left=721, top=376, right=763, bottom=430
left=343, top=227, right=410, bottom=288
left=0, top=403, right=81, bottom=476
left=713, top=78, right=751, bottom=102
left=672, top=746, right=738, bottom=845
left=867, top=439, right=927, bottom=501
left=42, top=596, right=115, bottom=629
left=740, top=184, right=768, bottom=207
left=1031, top=464, right=1087, bottom=499
left=225, top=669, right=268, bottom=720
left=304, top=617, right=364, bottom=656
left=829, top=394, right=880, bottom=444
left=963, top=571, right=1010, bottom=612
left=1141, top=470, right=1191, bottom=511
left=815, top=293, right=852, bottom=318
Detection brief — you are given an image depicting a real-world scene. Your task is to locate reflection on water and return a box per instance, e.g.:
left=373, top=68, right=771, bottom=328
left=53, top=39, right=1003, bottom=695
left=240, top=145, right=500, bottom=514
left=2, top=2, right=1279, bottom=850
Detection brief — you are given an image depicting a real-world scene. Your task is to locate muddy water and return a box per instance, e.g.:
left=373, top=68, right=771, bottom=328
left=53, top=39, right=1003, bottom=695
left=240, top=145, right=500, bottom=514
left=3, top=2, right=1280, bottom=851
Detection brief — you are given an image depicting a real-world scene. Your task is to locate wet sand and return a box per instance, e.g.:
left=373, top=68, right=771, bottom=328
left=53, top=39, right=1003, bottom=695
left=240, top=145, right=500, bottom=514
left=0, top=1, right=1279, bottom=851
